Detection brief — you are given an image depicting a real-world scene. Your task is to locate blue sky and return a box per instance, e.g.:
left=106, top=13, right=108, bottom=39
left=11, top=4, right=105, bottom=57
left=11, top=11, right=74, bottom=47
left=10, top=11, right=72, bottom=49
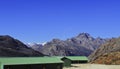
left=0, top=0, right=120, bottom=43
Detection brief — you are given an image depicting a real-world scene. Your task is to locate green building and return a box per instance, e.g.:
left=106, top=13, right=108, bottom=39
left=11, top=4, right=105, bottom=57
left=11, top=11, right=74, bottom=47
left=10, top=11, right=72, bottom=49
left=61, top=57, right=71, bottom=67
left=0, top=57, right=63, bottom=69
left=61, top=56, right=88, bottom=67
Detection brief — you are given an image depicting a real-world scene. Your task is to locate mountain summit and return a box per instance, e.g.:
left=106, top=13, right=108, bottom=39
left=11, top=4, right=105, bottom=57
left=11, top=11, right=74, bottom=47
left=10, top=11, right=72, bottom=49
left=77, top=33, right=92, bottom=39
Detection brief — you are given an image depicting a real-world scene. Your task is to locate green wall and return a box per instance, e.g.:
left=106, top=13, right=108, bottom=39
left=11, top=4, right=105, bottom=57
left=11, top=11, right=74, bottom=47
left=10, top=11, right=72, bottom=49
left=62, top=59, right=71, bottom=67
left=0, top=64, right=3, bottom=69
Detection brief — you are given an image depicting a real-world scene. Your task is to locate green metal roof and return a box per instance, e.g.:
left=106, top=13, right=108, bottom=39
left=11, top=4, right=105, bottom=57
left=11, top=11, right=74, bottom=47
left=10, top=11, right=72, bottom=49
left=0, top=57, right=63, bottom=65
left=49, top=56, right=88, bottom=61
left=64, top=56, right=88, bottom=61
left=51, top=56, right=64, bottom=59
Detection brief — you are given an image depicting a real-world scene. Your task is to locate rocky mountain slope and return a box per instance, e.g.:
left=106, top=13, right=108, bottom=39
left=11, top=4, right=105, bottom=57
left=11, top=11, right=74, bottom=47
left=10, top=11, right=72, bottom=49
left=89, top=37, right=120, bottom=64
left=0, top=35, right=44, bottom=57
left=28, top=33, right=106, bottom=56
left=26, top=43, right=43, bottom=52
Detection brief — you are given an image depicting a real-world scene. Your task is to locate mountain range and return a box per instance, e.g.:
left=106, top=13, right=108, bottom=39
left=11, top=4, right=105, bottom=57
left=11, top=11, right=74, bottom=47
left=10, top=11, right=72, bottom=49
left=1, top=33, right=120, bottom=65
left=27, top=33, right=106, bottom=56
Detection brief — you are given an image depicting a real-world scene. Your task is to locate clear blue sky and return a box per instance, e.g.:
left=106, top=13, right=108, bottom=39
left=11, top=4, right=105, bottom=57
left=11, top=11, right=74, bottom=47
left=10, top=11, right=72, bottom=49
left=0, top=0, right=120, bottom=43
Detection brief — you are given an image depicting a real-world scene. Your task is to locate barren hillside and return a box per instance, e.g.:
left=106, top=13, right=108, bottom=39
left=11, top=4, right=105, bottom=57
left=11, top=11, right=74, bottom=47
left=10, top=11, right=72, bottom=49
left=89, top=37, right=120, bottom=64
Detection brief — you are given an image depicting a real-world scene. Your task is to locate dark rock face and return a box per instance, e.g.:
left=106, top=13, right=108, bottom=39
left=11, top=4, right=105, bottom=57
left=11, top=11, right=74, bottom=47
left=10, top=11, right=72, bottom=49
left=0, top=35, right=44, bottom=57
left=89, top=37, right=120, bottom=64
left=37, top=33, right=106, bottom=56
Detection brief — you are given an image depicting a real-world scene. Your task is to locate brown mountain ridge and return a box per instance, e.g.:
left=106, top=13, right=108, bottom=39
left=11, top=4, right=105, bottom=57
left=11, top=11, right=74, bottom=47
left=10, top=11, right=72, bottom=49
left=89, top=37, right=120, bottom=64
